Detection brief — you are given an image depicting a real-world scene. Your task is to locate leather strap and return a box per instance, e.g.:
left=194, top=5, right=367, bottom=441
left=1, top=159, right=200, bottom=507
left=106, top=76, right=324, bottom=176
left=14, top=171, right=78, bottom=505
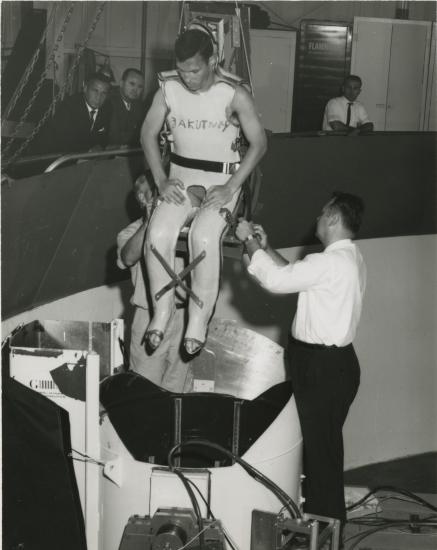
left=170, top=152, right=239, bottom=174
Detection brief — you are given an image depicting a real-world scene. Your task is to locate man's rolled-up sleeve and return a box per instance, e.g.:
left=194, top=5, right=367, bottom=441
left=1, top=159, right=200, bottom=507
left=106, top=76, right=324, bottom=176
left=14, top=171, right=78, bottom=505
left=357, top=104, right=371, bottom=125
left=116, top=231, right=129, bottom=270
left=326, top=98, right=343, bottom=124
left=116, top=219, right=143, bottom=270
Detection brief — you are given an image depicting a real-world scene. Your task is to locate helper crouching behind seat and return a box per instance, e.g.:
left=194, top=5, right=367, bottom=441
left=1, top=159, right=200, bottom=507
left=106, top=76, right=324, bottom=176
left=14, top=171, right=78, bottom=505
left=141, top=28, right=267, bottom=355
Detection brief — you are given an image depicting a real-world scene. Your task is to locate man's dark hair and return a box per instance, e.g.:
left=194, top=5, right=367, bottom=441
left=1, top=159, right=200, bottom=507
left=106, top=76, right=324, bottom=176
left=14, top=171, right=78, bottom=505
left=121, top=68, right=144, bottom=81
left=175, top=29, right=213, bottom=62
left=329, top=191, right=364, bottom=235
left=85, top=71, right=111, bottom=87
left=344, top=74, right=362, bottom=87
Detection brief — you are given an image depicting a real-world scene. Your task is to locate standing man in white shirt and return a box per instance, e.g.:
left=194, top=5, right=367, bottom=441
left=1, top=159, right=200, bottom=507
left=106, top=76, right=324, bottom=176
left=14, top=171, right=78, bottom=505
left=236, top=191, right=366, bottom=533
left=322, top=75, right=373, bottom=134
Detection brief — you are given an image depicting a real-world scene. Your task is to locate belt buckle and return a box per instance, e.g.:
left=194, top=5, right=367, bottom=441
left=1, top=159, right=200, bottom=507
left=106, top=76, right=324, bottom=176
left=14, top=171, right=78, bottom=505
left=230, top=162, right=240, bottom=175
left=222, top=162, right=240, bottom=174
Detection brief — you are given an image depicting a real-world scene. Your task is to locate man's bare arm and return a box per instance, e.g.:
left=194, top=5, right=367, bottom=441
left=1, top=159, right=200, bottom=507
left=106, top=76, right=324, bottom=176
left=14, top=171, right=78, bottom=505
left=358, top=121, right=374, bottom=133
left=120, top=221, right=148, bottom=267
left=329, top=120, right=349, bottom=131
left=228, top=86, right=267, bottom=192
left=203, top=86, right=267, bottom=208
left=140, top=90, right=185, bottom=204
left=329, top=120, right=374, bottom=134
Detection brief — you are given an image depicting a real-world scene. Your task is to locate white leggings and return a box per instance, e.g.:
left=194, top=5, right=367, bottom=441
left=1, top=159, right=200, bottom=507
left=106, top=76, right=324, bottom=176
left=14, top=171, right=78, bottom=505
left=145, top=186, right=239, bottom=345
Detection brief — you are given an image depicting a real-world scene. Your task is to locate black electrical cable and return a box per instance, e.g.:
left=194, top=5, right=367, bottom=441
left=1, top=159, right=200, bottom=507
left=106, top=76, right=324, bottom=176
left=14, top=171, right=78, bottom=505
left=345, top=485, right=437, bottom=549
left=345, top=520, right=437, bottom=550
left=169, top=440, right=300, bottom=518
left=185, top=478, right=240, bottom=550
left=377, top=494, right=435, bottom=509
left=184, top=477, right=214, bottom=519
left=172, top=468, right=205, bottom=549
left=346, top=485, right=437, bottom=513
left=349, top=514, right=437, bottom=526
left=168, top=439, right=301, bottom=519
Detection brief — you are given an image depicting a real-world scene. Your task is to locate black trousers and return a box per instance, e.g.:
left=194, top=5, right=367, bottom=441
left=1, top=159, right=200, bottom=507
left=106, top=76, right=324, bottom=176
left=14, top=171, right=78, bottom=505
left=288, top=336, right=360, bottom=523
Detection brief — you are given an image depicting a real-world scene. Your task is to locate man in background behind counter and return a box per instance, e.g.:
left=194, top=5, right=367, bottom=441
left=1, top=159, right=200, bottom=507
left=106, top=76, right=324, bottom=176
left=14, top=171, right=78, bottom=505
left=323, top=75, right=373, bottom=135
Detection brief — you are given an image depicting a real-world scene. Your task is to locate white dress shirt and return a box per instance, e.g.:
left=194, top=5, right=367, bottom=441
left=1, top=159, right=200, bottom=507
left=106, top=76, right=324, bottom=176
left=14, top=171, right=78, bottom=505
left=247, top=239, right=366, bottom=346
left=322, top=96, right=371, bottom=131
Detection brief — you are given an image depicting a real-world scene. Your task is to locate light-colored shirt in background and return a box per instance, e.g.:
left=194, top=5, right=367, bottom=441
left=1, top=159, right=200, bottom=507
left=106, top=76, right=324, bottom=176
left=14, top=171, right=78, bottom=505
left=322, top=96, right=371, bottom=131
left=117, top=218, right=148, bottom=309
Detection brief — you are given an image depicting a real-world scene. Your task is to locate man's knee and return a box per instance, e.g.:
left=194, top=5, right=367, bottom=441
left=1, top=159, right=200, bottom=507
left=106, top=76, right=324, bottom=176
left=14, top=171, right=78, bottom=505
left=189, top=211, right=226, bottom=249
left=147, top=217, right=173, bottom=243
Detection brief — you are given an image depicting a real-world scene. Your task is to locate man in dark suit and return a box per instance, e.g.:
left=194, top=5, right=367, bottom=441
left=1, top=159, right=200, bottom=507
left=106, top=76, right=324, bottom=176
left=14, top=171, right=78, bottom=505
left=41, top=72, right=112, bottom=154
left=107, top=68, right=146, bottom=148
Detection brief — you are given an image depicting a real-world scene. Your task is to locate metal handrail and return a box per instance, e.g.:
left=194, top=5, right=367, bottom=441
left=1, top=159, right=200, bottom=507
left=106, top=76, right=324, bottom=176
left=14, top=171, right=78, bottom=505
left=3, top=151, right=61, bottom=167
left=44, top=147, right=143, bottom=172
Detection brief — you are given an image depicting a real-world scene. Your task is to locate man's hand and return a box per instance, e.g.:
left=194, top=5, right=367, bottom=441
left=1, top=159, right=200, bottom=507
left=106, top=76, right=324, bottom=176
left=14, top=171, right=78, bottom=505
left=203, top=184, right=233, bottom=209
left=235, top=219, right=255, bottom=242
left=252, top=223, right=268, bottom=250
left=159, top=178, right=185, bottom=205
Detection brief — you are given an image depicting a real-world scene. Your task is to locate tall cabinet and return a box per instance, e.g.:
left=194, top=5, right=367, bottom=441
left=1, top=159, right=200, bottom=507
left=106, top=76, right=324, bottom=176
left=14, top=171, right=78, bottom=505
left=351, top=17, right=432, bottom=131
left=249, top=29, right=296, bottom=133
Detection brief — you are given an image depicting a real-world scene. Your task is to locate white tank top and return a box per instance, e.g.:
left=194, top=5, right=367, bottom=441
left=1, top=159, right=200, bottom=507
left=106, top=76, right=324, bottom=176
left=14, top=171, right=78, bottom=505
left=159, top=70, right=243, bottom=188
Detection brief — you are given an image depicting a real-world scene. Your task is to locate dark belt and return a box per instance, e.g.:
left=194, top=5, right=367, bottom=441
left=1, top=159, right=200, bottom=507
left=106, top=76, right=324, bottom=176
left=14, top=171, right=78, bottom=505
left=170, top=152, right=239, bottom=174
left=289, top=336, right=340, bottom=350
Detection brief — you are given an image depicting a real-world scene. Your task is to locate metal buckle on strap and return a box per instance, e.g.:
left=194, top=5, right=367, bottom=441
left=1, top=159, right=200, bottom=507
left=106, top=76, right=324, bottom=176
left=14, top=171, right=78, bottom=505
left=225, top=162, right=240, bottom=175
left=170, top=152, right=239, bottom=174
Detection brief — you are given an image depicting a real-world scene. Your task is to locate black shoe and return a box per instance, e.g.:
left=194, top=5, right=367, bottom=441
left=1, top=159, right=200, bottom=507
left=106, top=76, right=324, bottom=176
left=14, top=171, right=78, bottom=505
left=184, top=337, right=205, bottom=355
left=145, top=329, right=163, bottom=351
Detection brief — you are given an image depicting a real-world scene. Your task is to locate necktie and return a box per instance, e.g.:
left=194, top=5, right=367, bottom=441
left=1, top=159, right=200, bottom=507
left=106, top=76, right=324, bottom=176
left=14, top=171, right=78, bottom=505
left=346, top=102, right=352, bottom=127
left=90, top=109, right=96, bottom=130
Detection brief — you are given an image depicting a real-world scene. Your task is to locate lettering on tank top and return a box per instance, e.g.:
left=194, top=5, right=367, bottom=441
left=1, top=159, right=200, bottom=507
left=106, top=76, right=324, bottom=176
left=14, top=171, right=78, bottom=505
left=168, top=116, right=231, bottom=133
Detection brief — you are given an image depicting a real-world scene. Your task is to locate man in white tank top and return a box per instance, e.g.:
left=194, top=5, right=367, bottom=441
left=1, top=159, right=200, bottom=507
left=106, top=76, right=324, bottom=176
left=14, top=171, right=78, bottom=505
left=141, top=28, right=267, bottom=355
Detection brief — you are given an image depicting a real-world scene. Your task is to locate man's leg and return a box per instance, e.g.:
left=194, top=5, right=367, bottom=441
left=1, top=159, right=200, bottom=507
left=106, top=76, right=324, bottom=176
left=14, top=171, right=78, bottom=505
left=160, top=308, right=191, bottom=393
left=145, top=198, right=193, bottom=348
left=184, top=194, right=239, bottom=353
left=289, top=340, right=360, bottom=523
left=130, top=306, right=182, bottom=387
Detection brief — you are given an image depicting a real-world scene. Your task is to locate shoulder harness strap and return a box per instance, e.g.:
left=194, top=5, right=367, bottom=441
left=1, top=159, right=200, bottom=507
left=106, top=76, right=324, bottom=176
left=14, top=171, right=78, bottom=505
left=215, top=66, right=249, bottom=90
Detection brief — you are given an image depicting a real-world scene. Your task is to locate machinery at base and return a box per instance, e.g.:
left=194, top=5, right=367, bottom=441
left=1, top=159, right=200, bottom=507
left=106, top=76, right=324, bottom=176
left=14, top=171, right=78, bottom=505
left=8, top=317, right=306, bottom=550
left=251, top=510, right=341, bottom=550
left=119, top=508, right=225, bottom=550
left=118, top=507, right=341, bottom=550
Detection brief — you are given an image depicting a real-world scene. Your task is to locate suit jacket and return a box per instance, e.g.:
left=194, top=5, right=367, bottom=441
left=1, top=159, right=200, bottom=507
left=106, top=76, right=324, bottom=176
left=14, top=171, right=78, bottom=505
left=42, top=93, right=111, bottom=154
left=107, top=90, right=146, bottom=147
